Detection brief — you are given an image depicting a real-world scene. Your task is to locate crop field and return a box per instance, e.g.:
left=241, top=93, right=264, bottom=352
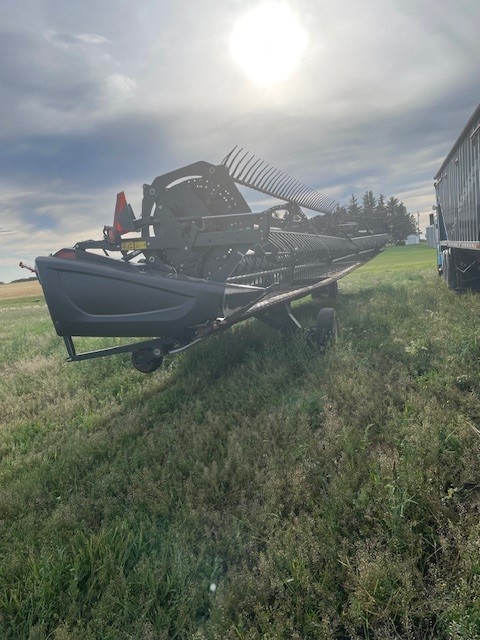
left=0, top=280, right=42, bottom=301
left=2, top=245, right=480, bottom=639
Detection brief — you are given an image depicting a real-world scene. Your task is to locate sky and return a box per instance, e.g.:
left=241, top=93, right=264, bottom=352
left=0, top=0, right=479, bottom=282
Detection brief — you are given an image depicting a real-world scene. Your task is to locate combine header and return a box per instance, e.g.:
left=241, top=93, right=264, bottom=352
left=35, top=150, right=388, bottom=372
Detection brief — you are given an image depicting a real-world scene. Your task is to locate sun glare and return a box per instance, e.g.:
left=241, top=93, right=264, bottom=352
left=230, top=2, right=308, bottom=87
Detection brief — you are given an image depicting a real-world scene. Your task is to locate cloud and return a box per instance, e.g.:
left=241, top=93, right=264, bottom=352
left=0, top=0, right=479, bottom=282
left=47, top=31, right=109, bottom=49
left=0, top=27, right=135, bottom=139
left=105, top=74, right=136, bottom=97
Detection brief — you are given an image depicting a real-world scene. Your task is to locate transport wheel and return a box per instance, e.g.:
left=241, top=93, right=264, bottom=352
left=315, top=307, right=338, bottom=348
left=131, top=348, right=163, bottom=373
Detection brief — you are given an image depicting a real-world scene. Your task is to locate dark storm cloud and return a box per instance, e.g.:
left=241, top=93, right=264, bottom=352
left=0, top=114, right=172, bottom=190
left=0, top=30, right=101, bottom=132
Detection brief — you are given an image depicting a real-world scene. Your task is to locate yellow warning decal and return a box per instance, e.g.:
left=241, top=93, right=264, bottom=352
left=121, top=240, right=147, bottom=251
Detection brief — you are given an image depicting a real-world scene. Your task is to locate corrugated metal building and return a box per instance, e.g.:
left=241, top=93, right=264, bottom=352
left=405, top=234, right=420, bottom=245
left=425, top=225, right=437, bottom=247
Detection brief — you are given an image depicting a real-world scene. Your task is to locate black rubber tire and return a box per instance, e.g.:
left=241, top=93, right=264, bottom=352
left=315, top=307, right=338, bottom=348
left=443, top=250, right=457, bottom=290
left=132, top=348, right=163, bottom=373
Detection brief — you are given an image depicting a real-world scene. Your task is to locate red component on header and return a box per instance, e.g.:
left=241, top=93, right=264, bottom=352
left=115, top=192, right=127, bottom=217
left=113, top=192, right=135, bottom=235
left=54, top=249, right=76, bottom=260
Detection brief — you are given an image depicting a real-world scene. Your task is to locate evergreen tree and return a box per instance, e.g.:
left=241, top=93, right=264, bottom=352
left=347, top=194, right=361, bottom=216
left=385, top=196, right=416, bottom=242
left=375, top=194, right=386, bottom=221
left=362, top=190, right=376, bottom=217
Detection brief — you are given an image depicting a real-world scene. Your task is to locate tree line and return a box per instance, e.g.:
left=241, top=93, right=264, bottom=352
left=337, top=191, right=417, bottom=242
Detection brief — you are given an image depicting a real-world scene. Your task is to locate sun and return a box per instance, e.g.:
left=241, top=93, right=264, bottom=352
left=230, top=2, right=308, bottom=87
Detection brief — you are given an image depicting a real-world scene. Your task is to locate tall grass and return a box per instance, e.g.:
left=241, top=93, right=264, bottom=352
left=1, top=246, right=479, bottom=639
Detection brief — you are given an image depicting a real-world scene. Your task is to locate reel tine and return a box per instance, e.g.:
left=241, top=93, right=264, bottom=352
left=258, top=167, right=276, bottom=189
left=272, top=171, right=292, bottom=194
left=280, top=176, right=296, bottom=194
left=249, top=161, right=267, bottom=184
left=237, top=154, right=257, bottom=181
left=222, top=147, right=339, bottom=213
left=297, top=185, right=313, bottom=203
left=226, top=147, right=244, bottom=175
left=251, top=163, right=272, bottom=187
left=243, top=157, right=263, bottom=182
left=304, top=194, right=318, bottom=209
left=285, top=178, right=301, bottom=200
left=288, top=182, right=305, bottom=201
left=264, top=170, right=283, bottom=192
left=231, top=149, right=250, bottom=178
left=275, top=174, right=294, bottom=195
left=267, top=170, right=283, bottom=193
left=221, top=145, right=238, bottom=166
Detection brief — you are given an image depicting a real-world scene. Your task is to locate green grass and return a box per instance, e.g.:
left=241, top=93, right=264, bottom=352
left=351, top=244, right=436, bottom=274
left=1, top=245, right=480, bottom=639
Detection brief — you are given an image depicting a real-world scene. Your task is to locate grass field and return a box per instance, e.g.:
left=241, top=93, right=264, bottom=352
left=1, top=245, right=480, bottom=639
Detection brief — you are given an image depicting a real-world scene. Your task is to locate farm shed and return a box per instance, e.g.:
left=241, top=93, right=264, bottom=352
left=405, top=233, right=420, bottom=245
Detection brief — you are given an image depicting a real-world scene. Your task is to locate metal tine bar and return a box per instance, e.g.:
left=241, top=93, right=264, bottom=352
left=227, top=147, right=243, bottom=172
left=312, top=193, right=326, bottom=208
left=303, top=196, right=320, bottom=211
left=249, top=162, right=272, bottom=187
left=319, top=195, right=332, bottom=208
left=221, top=145, right=239, bottom=166
left=302, top=197, right=316, bottom=211
left=272, top=234, right=291, bottom=251
left=268, top=171, right=288, bottom=193
left=313, top=194, right=326, bottom=207
left=320, top=197, right=335, bottom=213
left=224, top=148, right=339, bottom=214
left=267, top=233, right=283, bottom=249
left=304, top=193, right=317, bottom=208
left=245, top=160, right=266, bottom=185
left=249, top=162, right=271, bottom=186
left=261, top=167, right=277, bottom=189
left=237, top=155, right=258, bottom=181
left=301, top=187, right=315, bottom=203
left=279, top=177, right=297, bottom=198
left=274, top=174, right=294, bottom=194
left=258, top=167, right=277, bottom=189
left=290, top=180, right=304, bottom=199
left=284, top=179, right=301, bottom=199
left=308, top=197, right=323, bottom=212
left=237, top=150, right=257, bottom=176
left=289, top=182, right=308, bottom=200
left=231, top=150, right=250, bottom=178
left=303, top=201, right=316, bottom=214
left=261, top=168, right=280, bottom=191
left=281, top=236, right=294, bottom=251
left=264, top=170, right=284, bottom=192
left=296, top=186, right=311, bottom=202
left=243, top=158, right=263, bottom=182
left=299, top=185, right=312, bottom=198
